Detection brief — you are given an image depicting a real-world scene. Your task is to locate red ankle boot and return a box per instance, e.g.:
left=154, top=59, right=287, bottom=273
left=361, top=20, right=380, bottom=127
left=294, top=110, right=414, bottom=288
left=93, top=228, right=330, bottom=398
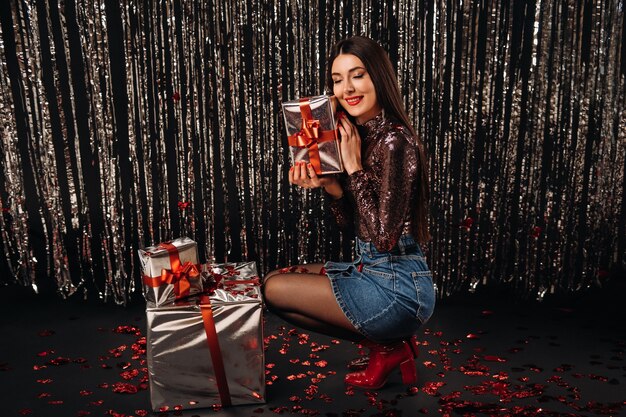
left=347, top=335, right=420, bottom=371
left=344, top=339, right=417, bottom=389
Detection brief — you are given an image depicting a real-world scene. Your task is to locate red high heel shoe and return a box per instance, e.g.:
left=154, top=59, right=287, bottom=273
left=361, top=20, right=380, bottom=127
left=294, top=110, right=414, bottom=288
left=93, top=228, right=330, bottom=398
left=344, top=339, right=418, bottom=389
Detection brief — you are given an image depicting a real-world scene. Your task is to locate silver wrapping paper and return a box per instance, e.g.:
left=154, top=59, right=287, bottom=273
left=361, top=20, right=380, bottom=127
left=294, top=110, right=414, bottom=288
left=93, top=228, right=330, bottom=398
left=138, top=237, right=202, bottom=306
left=146, top=262, right=264, bottom=410
left=282, top=95, right=343, bottom=175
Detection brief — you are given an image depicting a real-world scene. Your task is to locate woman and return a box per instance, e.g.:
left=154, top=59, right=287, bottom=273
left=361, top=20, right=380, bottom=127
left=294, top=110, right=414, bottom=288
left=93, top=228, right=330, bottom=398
left=263, top=36, right=435, bottom=390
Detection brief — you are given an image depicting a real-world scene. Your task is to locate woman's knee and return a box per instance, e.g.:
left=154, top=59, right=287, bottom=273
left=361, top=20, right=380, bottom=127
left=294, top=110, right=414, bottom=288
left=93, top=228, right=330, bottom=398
left=261, top=273, right=283, bottom=308
left=263, top=269, right=282, bottom=283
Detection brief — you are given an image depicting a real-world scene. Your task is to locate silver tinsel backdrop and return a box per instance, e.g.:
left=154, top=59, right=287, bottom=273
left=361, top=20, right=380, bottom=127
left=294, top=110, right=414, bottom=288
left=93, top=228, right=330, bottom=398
left=0, top=0, right=624, bottom=304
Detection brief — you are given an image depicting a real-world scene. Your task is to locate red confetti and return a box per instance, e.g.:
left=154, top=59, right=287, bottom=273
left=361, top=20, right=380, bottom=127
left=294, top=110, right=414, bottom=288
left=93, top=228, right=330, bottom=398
left=314, top=360, right=328, bottom=368
left=106, top=410, right=128, bottom=417
left=319, top=393, right=333, bottom=403
left=305, top=384, right=318, bottom=396
left=38, top=329, right=55, bottom=337
left=120, top=369, right=139, bottom=380
left=111, top=382, right=138, bottom=394
left=80, top=390, right=93, bottom=396
left=481, top=310, right=494, bottom=316
left=89, top=400, right=104, bottom=406
left=483, top=355, right=507, bottom=362
left=172, top=91, right=181, bottom=101
left=422, top=381, right=446, bottom=396
left=18, top=409, right=32, bottom=415
left=48, top=356, right=71, bottom=366
left=36, top=378, right=53, bottom=384
left=423, top=361, right=437, bottom=368
left=113, top=325, right=141, bottom=335
left=460, top=217, right=474, bottom=230
left=37, top=392, right=51, bottom=398
left=48, top=400, right=64, bottom=405
left=531, top=225, right=542, bottom=238
left=466, top=333, right=480, bottom=339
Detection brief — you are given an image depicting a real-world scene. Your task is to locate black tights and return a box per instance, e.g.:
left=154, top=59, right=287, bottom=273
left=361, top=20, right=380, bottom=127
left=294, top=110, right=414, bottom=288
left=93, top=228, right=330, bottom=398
left=263, top=263, right=363, bottom=343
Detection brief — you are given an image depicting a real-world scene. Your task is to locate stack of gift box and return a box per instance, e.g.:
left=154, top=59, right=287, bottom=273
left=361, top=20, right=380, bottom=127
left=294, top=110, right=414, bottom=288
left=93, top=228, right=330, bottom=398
left=136, top=94, right=341, bottom=412
left=138, top=237, right=265, bottom=411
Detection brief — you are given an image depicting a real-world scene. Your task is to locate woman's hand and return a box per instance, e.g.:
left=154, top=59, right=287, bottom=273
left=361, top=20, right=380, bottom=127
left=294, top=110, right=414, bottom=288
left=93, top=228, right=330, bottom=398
left=289, top=161, right=343, bottom=200
left=337, top=114, right=363, bottom=175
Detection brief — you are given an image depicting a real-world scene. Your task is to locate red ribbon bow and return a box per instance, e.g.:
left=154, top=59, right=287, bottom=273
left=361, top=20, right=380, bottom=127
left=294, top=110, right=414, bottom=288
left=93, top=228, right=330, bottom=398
left=159, top=261, right=200, bottom=299
left=142, top=242, right=200, bottom=300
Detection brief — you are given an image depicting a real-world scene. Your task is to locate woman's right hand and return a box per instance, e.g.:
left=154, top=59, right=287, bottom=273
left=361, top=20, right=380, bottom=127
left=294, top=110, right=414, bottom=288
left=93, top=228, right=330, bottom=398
left=289, top=161, right=343, bottom=200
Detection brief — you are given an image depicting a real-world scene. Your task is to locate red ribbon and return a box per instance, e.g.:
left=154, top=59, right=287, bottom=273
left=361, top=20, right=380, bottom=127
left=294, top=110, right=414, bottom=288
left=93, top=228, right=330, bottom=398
left=199, top=294, right=232, bottom=407
left=142, top=242, right=200, bottom=299
left=287, top=98, right=338, bottom=175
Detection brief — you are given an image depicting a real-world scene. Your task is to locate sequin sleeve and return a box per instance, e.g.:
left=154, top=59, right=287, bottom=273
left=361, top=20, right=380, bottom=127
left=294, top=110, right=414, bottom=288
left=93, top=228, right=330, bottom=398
left=324, top=173, right=354, bottom=232
left=326, top=193, right=353, bottom=231
left=347, top=129, right=418, bottom=252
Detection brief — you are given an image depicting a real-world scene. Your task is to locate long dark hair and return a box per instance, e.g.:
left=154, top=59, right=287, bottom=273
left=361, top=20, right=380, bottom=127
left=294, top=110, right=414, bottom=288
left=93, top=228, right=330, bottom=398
left=326, top=36, right=431, bottom=243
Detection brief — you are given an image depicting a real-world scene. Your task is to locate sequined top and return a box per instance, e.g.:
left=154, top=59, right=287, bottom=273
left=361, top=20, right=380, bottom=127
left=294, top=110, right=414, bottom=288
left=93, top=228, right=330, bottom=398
left=328, top=112, right=422, bottom=252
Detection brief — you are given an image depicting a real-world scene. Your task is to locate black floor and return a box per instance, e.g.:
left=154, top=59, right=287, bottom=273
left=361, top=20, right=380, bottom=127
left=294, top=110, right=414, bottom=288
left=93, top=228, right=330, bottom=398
left=1, top=285, right=625, bottom=417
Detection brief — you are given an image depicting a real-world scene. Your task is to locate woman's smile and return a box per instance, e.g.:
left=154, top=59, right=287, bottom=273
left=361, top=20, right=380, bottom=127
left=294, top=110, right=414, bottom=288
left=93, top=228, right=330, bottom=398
left=345, top=95, right=364, bottom=106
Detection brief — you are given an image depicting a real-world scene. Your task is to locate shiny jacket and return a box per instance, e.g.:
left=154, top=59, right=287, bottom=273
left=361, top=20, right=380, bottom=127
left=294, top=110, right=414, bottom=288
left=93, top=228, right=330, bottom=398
left=328, top=112, right=422, bottom=252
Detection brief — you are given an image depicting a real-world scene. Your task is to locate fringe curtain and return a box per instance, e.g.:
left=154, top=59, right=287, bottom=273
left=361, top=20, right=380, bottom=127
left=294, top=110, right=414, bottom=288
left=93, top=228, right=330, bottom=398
left=0, top=0, right=624, bottom=304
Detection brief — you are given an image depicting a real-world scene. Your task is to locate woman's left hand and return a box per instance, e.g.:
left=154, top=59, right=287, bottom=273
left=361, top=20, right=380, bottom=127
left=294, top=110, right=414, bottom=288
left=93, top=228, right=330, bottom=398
left=337, top=114, right=363, bottom=175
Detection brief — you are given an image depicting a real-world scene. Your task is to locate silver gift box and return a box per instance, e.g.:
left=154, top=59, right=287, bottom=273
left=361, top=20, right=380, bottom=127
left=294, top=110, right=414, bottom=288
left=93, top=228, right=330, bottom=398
left=138, top=237, right=202, bottom=306
left=282, top=94, right=343, bottom=175
left=146, top=261, right=264, bottom=411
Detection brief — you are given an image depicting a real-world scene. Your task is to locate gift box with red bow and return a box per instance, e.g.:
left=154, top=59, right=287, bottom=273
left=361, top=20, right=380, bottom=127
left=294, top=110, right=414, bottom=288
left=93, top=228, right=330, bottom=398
left=282, top=94, right=343, bottom=175
left=138, top=237, right=202, bottom=306
left=145, top=261, right=265, bottom=411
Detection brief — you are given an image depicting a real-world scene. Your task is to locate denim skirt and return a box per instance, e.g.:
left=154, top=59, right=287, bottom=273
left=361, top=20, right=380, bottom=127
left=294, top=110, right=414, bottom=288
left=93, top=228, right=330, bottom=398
left=324, top=234, right=435, bottom=343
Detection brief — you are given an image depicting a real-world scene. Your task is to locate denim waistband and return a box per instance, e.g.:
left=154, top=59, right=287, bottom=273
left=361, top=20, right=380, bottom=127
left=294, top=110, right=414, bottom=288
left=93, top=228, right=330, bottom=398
left=356, top=234, right=423, bottom=258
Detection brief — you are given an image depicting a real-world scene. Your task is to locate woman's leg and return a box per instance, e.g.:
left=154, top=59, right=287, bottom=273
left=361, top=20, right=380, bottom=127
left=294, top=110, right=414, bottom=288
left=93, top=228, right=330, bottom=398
left=263, top=270, right=363, bottom=343
left=264, top=263, right=326, bottom=281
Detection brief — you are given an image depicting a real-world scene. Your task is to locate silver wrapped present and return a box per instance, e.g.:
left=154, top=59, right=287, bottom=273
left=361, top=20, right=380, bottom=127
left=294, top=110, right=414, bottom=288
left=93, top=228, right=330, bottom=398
left=138, top=237, right=202, bottom=306
left=146, top=261, right=264, bottom=411
left=282, top=94, right=343, bottom=175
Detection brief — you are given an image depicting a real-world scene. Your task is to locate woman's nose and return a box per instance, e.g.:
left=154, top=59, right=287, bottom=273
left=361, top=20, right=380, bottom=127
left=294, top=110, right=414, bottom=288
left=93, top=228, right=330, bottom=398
left=343, top=80, right=355, bottom=94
